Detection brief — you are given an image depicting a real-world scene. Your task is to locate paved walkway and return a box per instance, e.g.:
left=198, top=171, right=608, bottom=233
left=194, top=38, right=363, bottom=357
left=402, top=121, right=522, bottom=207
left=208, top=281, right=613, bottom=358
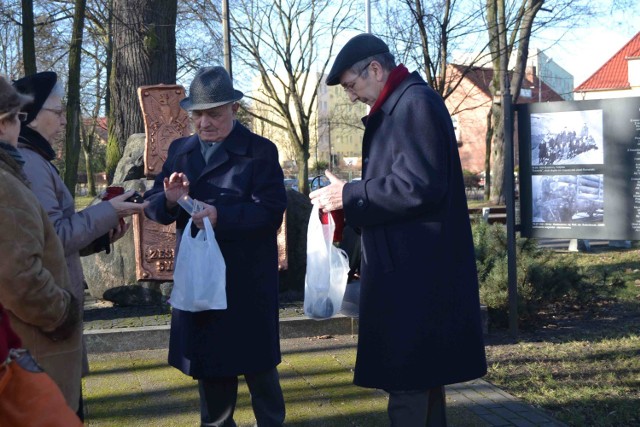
left=81, top=295, right=567, bottom=427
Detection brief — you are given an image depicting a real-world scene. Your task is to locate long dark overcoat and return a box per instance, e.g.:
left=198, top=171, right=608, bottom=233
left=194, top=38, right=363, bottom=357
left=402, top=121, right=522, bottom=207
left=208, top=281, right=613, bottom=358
left=342, top=72, right=487, bottom=390
left=144, top=123, right=286, bottom=378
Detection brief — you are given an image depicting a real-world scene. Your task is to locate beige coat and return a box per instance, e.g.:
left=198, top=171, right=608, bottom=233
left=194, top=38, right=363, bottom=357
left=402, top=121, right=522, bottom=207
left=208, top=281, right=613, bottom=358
left=17, top=146, right=119, bottom=376
left=0, top=148, right=82, bottom=410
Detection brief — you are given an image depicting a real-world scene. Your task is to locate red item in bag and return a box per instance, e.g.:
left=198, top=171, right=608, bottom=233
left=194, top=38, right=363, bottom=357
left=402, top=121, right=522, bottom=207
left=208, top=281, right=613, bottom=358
left=101, top=186, right=125, bottom=200
left=101, top=186, right=125, bottom=228
left=319, top=209, right=345, bottom=243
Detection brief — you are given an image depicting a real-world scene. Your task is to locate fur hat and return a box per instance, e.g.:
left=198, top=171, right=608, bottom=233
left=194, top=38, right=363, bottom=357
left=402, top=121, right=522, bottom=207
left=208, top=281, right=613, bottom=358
left=12, top=71, right=58, bottom=125
left=180, top=66, right=243, bottom=111
left=326, top=34, right=390, bottom=86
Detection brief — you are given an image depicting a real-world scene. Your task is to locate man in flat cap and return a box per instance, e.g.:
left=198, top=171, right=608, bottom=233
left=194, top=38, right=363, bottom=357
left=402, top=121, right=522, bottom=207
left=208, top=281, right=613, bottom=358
left=144, top=66, right=287, bottom=426
left=310, top=33, right=487, bottom=426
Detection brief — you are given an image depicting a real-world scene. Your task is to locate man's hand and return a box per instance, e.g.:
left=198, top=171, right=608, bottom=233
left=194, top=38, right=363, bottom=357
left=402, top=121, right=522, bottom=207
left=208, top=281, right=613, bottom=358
left=163, top=172, right=190, bottom=207
left=192, top=203, right=218, bottom=229
left=309, top=170, right=345, bottom=212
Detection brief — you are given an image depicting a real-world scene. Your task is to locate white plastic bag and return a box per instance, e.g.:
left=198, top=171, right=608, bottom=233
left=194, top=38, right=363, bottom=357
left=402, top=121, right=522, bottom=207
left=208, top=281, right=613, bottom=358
left=304, top=204, right=350, bottom=319
left=170, top=217, right=227, bottom=312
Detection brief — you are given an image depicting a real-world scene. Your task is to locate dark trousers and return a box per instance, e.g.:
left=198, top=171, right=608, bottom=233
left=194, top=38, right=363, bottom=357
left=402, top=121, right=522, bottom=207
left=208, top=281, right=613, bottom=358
left=198, top=367, right=285, bottom=427
left=77, top=385, right=84, bottom=422
left=387, top=386, right=447, bottom=427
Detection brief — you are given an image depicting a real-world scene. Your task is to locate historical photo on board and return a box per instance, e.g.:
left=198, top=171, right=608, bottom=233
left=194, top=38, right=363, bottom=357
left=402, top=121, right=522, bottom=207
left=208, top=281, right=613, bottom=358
left=531, top=109, right=604, bottom=166
left=532, top=174, right=604, bottom=224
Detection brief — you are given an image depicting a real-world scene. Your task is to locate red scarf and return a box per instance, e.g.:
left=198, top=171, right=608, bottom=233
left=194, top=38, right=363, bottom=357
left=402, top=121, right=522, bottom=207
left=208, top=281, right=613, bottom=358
left=368, top=64, right=410, bottom=117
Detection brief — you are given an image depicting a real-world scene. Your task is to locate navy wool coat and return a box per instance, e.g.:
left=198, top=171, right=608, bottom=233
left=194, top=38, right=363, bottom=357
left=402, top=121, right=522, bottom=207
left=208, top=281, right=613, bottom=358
left=144, top=122, right=287, bottom=378
left=342, top=72, right=487, bottom=390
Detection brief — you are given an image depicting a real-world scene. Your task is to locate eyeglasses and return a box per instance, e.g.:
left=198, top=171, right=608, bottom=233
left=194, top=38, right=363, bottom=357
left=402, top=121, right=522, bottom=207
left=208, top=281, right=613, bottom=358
left=42, top=107, right=65, bottom=117
left=17, top=112, right=28, bottom=122
left=341, top=62, right=372, bottom=93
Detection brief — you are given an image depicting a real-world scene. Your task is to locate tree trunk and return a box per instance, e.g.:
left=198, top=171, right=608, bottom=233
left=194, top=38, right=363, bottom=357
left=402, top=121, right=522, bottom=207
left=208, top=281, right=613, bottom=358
left=105, top=0, right=113, bottom=118
left=490, top=104, right=505, bottom=204
left=484, top=108, right=493, bottom=201
left=295, top=145, right=310, bottom=195
left=80, top=122, right=97, bottom=197
left=63, top=0, right=87, bottom=198
left=107, top=0, right=177, bottom=181
left=21, top=0, right=36, bottom=75
left=84, top=145, right=96, bottom=196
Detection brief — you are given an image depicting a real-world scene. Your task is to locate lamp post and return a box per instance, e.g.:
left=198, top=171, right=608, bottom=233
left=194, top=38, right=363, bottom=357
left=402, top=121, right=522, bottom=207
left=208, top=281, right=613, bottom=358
left=365, top=0, right=371, bottom=33
left=222, top=0, right=232, bottom=79
left=497, top=2, right=518, bottom=337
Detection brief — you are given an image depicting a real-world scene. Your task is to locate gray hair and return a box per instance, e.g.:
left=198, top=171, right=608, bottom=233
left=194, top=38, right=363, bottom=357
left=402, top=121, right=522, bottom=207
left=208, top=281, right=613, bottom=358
left=47, top=81, right=65, bottom=101
left=348, top=52, right=396, bottom=79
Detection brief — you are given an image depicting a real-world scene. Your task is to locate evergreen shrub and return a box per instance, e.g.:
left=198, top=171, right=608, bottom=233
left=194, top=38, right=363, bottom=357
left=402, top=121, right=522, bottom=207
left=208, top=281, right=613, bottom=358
left=471, top=220, right=597, bottom=329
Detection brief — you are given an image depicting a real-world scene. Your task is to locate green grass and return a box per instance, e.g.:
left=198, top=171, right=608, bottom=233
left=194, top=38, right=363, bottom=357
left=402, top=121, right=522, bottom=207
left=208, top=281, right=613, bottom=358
left=84, top=340, right=487, bottom=426
left=485, top=244, right=640, bottom=427
left=75, top=195, right=95, bottom=210
left=559, top=247, right=640, bottom=301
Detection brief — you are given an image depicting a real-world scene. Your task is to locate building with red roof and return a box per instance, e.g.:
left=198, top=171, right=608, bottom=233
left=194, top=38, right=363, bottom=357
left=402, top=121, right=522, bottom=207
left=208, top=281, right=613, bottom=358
left=574, top=31, right=640, bottom=100
left=445, top=64, right=563, bottom=173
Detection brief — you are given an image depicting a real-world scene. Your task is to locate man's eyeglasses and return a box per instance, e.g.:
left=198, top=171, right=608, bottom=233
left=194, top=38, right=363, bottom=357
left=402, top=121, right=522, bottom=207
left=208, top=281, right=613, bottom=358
left=17, top=112, right=28, bottom=122
left=341, top=62, right=372, bottom=93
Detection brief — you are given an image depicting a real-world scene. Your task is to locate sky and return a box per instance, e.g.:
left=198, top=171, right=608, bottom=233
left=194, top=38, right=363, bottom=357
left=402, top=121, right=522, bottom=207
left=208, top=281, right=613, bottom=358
left=531, top=6, right=640, bottom=86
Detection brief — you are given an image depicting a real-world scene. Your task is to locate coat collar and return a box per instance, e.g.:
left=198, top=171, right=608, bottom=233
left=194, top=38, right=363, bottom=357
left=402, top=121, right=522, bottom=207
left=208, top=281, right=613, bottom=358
left=177, top=122, right=252, bottom=179
left=17, top=126, right=56, bottom=161
left=361, top=71, right=426, bottom=125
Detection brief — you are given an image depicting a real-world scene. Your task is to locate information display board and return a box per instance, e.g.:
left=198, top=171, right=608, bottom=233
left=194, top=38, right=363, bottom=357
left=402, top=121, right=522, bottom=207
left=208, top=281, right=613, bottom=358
left=517, top=97, right=640, bottom=239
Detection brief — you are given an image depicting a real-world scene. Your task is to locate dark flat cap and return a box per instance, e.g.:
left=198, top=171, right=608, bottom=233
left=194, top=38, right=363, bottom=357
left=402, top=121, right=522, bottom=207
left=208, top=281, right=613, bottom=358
left=180, top=66, right=243, bottom=111
left=326, top=33, right=390, bottom=86
left=12, top=71, right=57, bottom=125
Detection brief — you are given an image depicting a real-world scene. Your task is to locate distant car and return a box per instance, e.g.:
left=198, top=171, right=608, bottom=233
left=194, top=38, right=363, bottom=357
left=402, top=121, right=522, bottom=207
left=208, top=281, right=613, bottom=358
left=283, top=178, right=298, bottom=191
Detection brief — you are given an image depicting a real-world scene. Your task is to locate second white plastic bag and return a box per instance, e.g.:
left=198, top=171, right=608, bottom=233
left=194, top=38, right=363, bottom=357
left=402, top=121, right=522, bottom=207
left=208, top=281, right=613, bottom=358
left=304, top=204, right=349, bottom=319
left=170, top=217, right=227, bottom=312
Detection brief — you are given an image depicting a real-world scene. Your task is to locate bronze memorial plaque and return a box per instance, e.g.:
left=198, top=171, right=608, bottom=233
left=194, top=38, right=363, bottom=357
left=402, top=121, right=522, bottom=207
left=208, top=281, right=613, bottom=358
left=133, top=84, right=190, bottom=281
left=133, top=214, right=177, bottom=281
left=137, top=84, right=191, bottom=178
left=133, top=84, right=288, bottom=281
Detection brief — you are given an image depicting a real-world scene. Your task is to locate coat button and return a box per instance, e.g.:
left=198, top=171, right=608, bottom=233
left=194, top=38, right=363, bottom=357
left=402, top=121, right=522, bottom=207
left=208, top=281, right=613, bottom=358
left=364, top=157, right=369, bottom=163
left=357, top=199, right=364, bottom=207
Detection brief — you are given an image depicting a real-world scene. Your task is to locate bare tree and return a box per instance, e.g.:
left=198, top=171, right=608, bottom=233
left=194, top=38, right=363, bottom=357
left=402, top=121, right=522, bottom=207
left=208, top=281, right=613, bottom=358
left=176, top=0, right=224, bottom=79
left=106, top=0, right=177, bottom=181
left=381, top=0, right=637, bottom=202
left=62, top=0, right=86, bottom=196
left=231, top=0, right=357, bottom=194
left=485, top=0, right=590, bottom=202
left=375, top=0, right=489, bottom=99
left=0, top=1, right=23, bottom=77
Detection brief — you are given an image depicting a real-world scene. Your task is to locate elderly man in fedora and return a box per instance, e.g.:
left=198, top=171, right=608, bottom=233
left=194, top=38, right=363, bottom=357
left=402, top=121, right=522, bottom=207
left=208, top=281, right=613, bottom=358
left=144, top=66, right=287, bottom=426
left=310, top=34, right=487, bottom=426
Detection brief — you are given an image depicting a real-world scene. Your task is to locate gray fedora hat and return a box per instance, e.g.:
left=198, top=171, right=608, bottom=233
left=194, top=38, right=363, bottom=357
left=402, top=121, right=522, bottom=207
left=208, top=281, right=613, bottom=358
left=180, top=66, right=243, bottom=111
